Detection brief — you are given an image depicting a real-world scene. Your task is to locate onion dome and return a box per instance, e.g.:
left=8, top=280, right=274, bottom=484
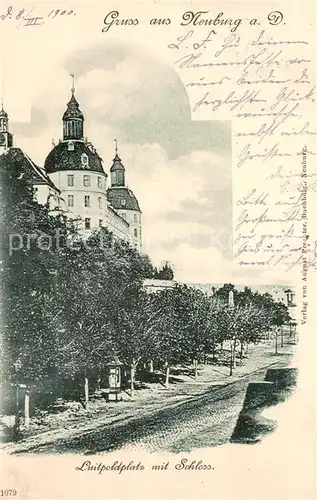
left=107, top=187, right=141, bottom=211
left=0, top=101, right=9, bottom=129
left=110, top=140, right=125, bottom=186
left=0, top=107, right=8, bottom=119
left=44, top=140, right=105, bottom=174
left=62, top=76, right=84, bottom=140
left=107, top=140, right=141, bottom=211
left=62, top=93, right=84, bottom=121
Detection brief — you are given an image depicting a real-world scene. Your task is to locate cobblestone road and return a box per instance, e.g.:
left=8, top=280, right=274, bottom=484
left=28, top=366, right=274, bottom=454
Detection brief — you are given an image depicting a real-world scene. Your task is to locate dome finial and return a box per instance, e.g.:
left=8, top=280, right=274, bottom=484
left=0, top=98, right=9, bottom=121
left=114, top=138, right=118, bottom=155
left=70, top=73, right=75, bottom=95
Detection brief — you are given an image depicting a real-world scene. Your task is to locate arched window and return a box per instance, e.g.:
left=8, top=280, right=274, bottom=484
left=81, top=153, right=89, bottom=167
left=68, top=141, right=75, bottom=151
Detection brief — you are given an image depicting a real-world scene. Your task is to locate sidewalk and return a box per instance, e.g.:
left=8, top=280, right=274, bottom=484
left=1, top=339, right=295, bottom=454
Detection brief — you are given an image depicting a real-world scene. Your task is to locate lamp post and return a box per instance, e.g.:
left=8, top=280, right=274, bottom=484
left=13, top=357, right=22, bottom=440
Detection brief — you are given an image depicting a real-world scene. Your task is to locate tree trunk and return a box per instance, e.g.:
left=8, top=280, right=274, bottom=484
left=130, top=364, right=135, bottom=397
left=233, top=338, right=237, bottom=369
left=229, top=339, right=236, bottom=376
left=84, top=377, right=89, bottom=409
left=24, top=390, right=30, bottom=428
left=245, top=342, right=249, bottom=357
left=229, top=344, right=233, bottom=376
left=149, top=360, right=154, bottom=373
left=193, top=359, right=198, bottom=379
left=165, top=363, right=170, bottom=388
left=275, top=328, right=278, bottom=355
left=240, top=341, right=244, bottom=360
left=281, top=327, right=284, bottom=347
left=212, top=342, right=216, bottom=361
left=13, top=385, right=20, bottom=440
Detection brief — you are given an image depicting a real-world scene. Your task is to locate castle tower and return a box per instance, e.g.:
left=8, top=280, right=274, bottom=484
left=0, top=102, right=13, bottom=154
left=62, top=75, right=84, bottom=141
left=107, top=141, right=142, bottom=252
left=44, top=76, right=108, bottom=231
left=110, top=140, right=125, bottom=187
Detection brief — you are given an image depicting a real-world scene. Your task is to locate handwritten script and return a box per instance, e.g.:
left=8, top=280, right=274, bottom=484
left=168, top=17, right=316, bottom=276
left=0, top=5, right=75, bottom=28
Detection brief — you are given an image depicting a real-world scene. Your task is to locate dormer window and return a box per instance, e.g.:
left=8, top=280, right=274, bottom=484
left=121, top=198, right=126, bottom=207
left=81, top=153, right=89, bottom=167
left=68, top=141, right=75, bottom=151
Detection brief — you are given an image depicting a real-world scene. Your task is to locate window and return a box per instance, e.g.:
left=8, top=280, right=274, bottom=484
left=116, top=171, right=124, bottom=185
left=83, top=175, right=90, bottom=187
left=134, top=214, right=137, bottom=222
left=120, top=198, right=126, bottom=207
left=67, top=174, right=74, bottom=187
left=81, top=153, right=89, bottom=166
left=134, top=228, right=138, bottom=238
left=97, top=177, right=102, bottom=189
left=84, top=195, right=90, bottom=207
left=67, top=195, right=74, bottom=207
left=99, top=219, right=103, bottom=227
left=68, top=141, right=74, bottom=151
left=121, top=212, right=127, bottom=220
left=84, top=218, right=91, bottom=230
left=98, top=197, right=102, bottom=209
left=286, top=290, right=296, bottom=307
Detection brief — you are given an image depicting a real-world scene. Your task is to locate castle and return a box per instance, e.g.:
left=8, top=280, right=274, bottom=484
left=0, top=82, right=142, bottom=251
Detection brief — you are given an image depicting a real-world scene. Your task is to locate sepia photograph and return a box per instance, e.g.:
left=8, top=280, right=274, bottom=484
left=0, top=41, right=299, bottom=456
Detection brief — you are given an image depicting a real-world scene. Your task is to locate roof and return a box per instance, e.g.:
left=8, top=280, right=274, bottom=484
left=110, top=153, right=125, bottom=172
left=3, top=147, right=60, bottom=192
left=107, top=186, right=141, bottom=212
left=62, top=93, right=84, bottom=121
left=44, top=140, right=105, bottom=174
left=143, top=279, right=177, bottom=294
left=107, top=204, right=130, bottom=227
left=0, top=108, right=8, bottom=118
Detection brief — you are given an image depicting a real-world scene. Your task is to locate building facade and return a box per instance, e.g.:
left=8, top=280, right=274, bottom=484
left=143, top=279, right=177, bottom=294
left=107, top=143, right=142, bottom=252
left=0, top=87, right=143, bottom=251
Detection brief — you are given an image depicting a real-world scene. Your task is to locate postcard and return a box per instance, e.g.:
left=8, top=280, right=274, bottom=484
left=0, top=0, right=316, bottom=499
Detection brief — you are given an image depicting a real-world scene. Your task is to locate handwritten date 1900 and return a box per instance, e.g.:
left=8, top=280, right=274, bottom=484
left=0, top=5, right=75, bottom=25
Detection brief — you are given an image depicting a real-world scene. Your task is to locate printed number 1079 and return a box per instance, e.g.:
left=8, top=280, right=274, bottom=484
left=0, top=491, right=17, bottom=497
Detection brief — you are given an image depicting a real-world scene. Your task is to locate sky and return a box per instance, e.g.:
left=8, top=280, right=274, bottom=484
left=6, top=41, right=232, bottom=283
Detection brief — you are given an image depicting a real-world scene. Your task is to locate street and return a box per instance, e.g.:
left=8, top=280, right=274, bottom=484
left=14, top=362, right=289, bottom=455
